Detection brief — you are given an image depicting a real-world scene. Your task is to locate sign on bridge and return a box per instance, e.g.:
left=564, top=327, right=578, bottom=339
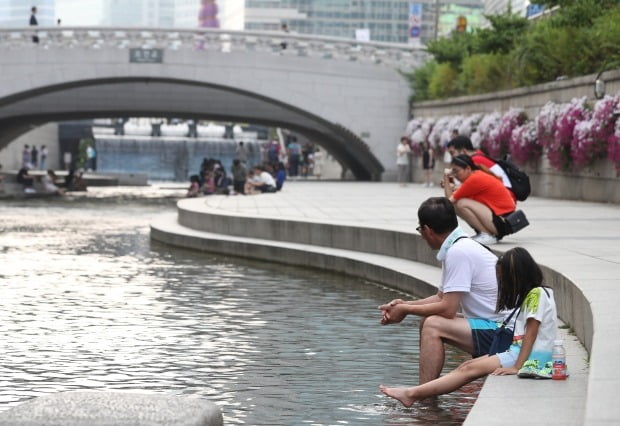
left=130, top=48, right=163, bottom=64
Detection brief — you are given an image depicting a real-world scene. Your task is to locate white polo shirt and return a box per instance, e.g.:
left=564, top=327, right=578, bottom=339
left=440, top=237, right=504, bottom=321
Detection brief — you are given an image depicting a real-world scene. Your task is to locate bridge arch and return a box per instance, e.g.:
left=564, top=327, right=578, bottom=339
left=0, top=28, right=425, bottom=180
left=0, top=77, right=383, bottom=179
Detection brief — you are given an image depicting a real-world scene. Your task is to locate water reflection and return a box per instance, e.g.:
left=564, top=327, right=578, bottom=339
left=0, top=192, right=480, bottom=424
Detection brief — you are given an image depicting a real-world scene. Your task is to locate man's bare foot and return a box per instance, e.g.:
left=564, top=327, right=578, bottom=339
left=379, top=385, right=416, bottom=407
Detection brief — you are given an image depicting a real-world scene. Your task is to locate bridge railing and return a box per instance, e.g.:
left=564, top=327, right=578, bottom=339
left=0, top=27, right=428, bottom=70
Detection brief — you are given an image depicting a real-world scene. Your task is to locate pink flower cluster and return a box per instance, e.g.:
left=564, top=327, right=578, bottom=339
left=486, top=108, right=526, bottom=158
left=593, top=95, right=620, bottom=174
left=406, top=93, right=620, bottom=171
left=510, top=121, right=540, bottom=165
left=609, top=119, right=620, bottom=175
left=536, top=101, right=561, bottom=149
left=571, top=120, right=598, bottom=169
left=549, top=97, right=591, bottom=170
left=472, top=112, right=500, bottom=155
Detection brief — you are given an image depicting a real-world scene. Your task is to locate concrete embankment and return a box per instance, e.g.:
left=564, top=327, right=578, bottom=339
left=150, top=181, right=611, bottom=425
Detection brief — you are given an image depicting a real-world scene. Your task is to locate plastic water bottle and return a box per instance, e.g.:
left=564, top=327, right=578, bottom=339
left=552, top=339, right=567, bottom=380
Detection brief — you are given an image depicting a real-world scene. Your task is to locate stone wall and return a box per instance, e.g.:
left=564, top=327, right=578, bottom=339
left=410, top=69, right=620, bottom=203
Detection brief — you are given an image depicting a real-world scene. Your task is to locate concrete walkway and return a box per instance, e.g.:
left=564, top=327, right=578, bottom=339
left=152, top=181, right=620, bottom=425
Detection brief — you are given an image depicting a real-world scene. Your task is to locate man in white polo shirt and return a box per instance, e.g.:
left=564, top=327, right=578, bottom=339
left=379, top=197, right=506, bottom=384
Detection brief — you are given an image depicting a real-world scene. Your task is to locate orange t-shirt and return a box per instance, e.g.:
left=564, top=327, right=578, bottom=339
left=452, top=170, right=516, bottom=215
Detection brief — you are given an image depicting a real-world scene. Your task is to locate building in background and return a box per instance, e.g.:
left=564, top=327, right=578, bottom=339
left=0, top=0, right=56, bottom=27
left=97, top=0, right=243, bottom=29
left=484, top=0, right=545, bottom=17
left=245, top=0, right=484, bottom=45
left=102, top=0, right=175, bottom=27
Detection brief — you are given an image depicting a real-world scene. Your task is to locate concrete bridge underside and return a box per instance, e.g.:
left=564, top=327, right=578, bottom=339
left=0, top=78, right=383, bottom=180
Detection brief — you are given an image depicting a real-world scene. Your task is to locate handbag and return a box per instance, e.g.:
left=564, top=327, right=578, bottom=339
left=488, top=305, right=521, bottom=355
left=504, top=210, right=529, bottom=234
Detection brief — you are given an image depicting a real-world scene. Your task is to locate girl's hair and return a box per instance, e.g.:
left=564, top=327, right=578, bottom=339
left=452, top=154, right=502, bottom=180
left=451, top=154, right=478, bottom=170
left=496, top=247, right=544, bottom=311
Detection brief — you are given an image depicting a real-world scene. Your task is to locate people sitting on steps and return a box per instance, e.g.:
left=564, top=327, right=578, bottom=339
left=42, top=170, right=66, bottom=195
left=16, top=167, right=36, bottom=193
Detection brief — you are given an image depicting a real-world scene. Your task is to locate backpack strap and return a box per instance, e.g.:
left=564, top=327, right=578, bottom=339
left=454, top=235, right=494, bottom=253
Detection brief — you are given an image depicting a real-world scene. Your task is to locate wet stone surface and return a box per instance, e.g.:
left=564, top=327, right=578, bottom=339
left=0, top=188, right=480, bottom=425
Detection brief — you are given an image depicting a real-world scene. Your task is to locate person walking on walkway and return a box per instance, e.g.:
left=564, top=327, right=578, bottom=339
left=396, top=137, right=411, bottom=186
left=30, top=6, right=39, bottom=44
left=379, top=197, right=506, bottom=385
left=380, top=247, right=558, bottom=406
left=421, top=140, right=434, bottom=187
left=39, top=145, right=48, bottom=170
left=234, top=141, right=248, bottom=164
left=22, top=145, right=32, bottom=169
left=30, top=145, right=39, bottom=169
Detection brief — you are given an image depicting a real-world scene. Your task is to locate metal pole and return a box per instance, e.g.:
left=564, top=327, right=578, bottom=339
left=434, top=0, right=440, bottom=40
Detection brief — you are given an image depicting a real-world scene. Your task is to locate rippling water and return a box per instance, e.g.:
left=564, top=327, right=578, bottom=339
left=0, top=188, right=481, bottom=425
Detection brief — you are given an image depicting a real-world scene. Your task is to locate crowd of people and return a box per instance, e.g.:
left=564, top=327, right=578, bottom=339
left=187, top=155, right=285, bottom=198
left=13, top=144, right=87, bottom=195
left=186, top=139, right=324, bottom=198
left=21, top=144, right=48, bottom=171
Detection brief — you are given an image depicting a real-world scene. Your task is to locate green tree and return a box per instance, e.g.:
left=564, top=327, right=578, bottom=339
left=513, top=22, right=577, bottom=85
left=404, top=60, right=437, bottom=102
left=426, top=31, right=473, bottom=70
left=544, top=0, right=615, bottom=27
left=471, top=13, right=528, bottom=55
left=428, top=63, right=459, bottom=99
left=460, top=53, right=514, bottom=95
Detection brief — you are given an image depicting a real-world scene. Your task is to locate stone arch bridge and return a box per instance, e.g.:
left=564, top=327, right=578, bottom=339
left=0, top=27, right=427, bottom=180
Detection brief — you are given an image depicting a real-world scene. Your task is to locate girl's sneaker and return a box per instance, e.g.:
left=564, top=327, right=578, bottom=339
left=533, top=361, right=553, bottom=379
left=517, top=359, right=540, bottom=378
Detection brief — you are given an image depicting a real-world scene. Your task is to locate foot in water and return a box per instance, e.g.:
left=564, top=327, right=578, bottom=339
left=379, top=385, right=416, bottom=407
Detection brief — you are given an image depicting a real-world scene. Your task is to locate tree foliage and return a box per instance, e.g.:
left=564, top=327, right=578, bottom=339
left=406, top=1, right=620, bottom=100
left=472, top=13, right=528, bottom=54
left=425, top=32, right=473, bottom=70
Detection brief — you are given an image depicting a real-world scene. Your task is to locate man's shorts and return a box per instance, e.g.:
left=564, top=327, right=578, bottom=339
left=468, top=318, right=500, bottom=358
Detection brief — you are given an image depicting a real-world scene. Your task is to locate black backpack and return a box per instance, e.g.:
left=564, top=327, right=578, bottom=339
left=496, top=156, right=531, bottom=201
left=474, top=153, right=531, bottom=201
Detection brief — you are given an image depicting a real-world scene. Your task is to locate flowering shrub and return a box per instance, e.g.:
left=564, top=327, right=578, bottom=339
left=510, top=121, right=540, bottom=165
left=458, top=113, right=482, bottom=137
left=549, top=97, right=591, bottom=171
left=412, top=92, right=620, bottom=172
left=408, top=118, right=435, bottom=156
left=569, top=95, right=620, bottom=170
left=472, top=111, right=500, bottom=152
left=609, top=119, right=620, bottom=175
left=536, top=101, right=562, bottom=151
left=485, top=108, right=527, bottom=158
left=591, top=95, right=620, bottom=143
left=428, top=115, right=463, bottom=156
left=571, top=120, right=599, bottom=169
left=428, top=116, right=451, bottom=148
